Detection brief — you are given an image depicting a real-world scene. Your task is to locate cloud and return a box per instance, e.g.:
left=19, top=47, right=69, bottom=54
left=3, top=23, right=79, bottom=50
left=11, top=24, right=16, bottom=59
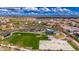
left=74, top=12, right=79, bottom=15
left=51, top=7, right=71, bottom=12
left=0, top=8, right=8, bottom=11
left=39, top=7, right=51, bottom=11
left=51, top=7, right=79, bottom=16
left=63, top=8, right=71, bottom=12
left=51, top=8, right=56, bottom=12
left=24, top=7, right=39, bottom=11
left=56, top=7, right=64, bottom=12
left=0, top=7, right=78, bottom=16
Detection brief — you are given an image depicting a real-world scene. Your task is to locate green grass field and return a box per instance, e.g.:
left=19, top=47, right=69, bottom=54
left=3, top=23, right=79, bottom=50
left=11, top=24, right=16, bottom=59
left=5, top=32, right=48, bottom=49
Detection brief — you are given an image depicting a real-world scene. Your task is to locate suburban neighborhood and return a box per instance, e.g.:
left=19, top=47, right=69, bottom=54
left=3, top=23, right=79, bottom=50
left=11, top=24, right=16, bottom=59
left=0, top=16, right=79, bottom=51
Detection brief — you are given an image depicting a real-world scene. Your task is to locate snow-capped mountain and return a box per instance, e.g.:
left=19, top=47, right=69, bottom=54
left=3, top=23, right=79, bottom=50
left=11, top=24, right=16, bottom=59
left=0, top=7, right=79, bottom=17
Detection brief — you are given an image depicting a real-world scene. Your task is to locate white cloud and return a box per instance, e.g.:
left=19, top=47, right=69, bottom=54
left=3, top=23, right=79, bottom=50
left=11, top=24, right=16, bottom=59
left=51, top=7, right=62, bottom=12
left=51, top=7, right=77, bottom=16
left=74, top=12, right=79, bottom=14
left=51, top=8, right=56, bottom=12
left=27, top=12, right=38, bottom=15
left=51, top=7, right=71, bottom=12
left=0, top=7, right=78, bottom=16
left=63, top=8, right=71, bottom=12
left=11, top=12, right=19, bottom=15
left=56, top=7, right=64, bottom=12
left=39, top=7, right=51, bottom=11
left=24, top=7, right=39, bottom=11
left=0, top=9, right=8, bottom=11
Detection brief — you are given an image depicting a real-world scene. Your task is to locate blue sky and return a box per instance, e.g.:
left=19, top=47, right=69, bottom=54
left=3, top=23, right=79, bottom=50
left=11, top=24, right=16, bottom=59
left=0, top=7, right=79, bottom=17
left=63, top=7, right=79, bottom=12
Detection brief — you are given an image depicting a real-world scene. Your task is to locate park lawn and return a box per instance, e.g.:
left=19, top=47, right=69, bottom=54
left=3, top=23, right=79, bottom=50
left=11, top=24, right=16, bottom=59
left=5, top=32, right=48, bottom=49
